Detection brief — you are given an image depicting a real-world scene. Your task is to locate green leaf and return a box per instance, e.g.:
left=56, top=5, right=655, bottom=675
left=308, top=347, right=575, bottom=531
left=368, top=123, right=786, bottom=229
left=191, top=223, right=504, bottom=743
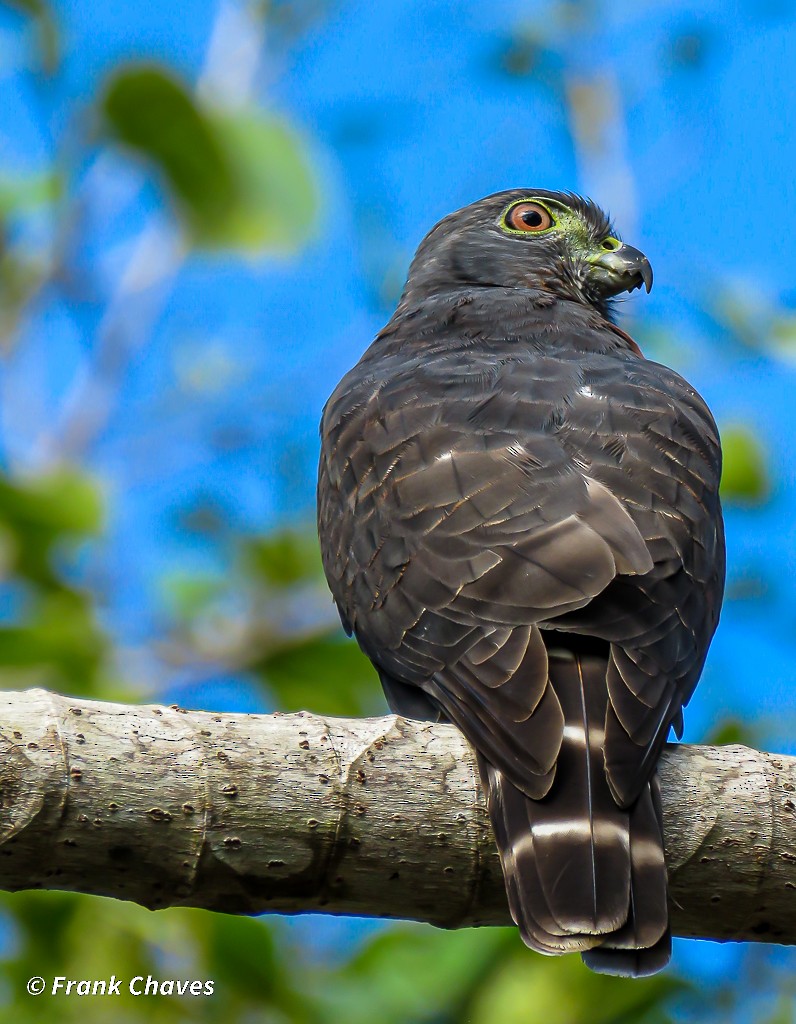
left=0, top=470, right=108, bottom=694
left=703, top=716, right=760, bottom=747
left=720, top=424, right=770, bottom=505
left=467, top=943, right=684, bottom=1024
left=209, top=110, right=316, bottom=252
left=0, top=470, right=104, bottom=536
left=316, top=926, right=512, bottom=1024
left=242, top=529, right=324, bottom=587
left=0, top=893, right=319, bottom=1023
left=0, top=592, right=107, bottom=689
left=0, top=470, right=102, bottom=587
left=255, top=633, right=382, bottom=716
left=204, top=914, right=312, bottom=1013
left=160, top=572, right=225, bottom=621
left=99, top=64, right=315, bottom=252
left=0, top=470, right=102, bottom=566
left=100, top=65, right=238, bottom=243
left=0, top=173, right=61, bottom=218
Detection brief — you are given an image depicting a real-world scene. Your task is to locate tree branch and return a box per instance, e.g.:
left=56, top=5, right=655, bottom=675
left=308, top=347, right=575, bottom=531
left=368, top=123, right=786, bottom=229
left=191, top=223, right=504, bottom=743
left=0, top=688, right=793, bottom=944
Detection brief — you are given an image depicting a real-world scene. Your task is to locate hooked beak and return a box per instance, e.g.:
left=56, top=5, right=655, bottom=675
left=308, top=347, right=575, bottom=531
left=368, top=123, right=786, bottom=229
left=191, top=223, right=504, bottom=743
left=588, top=243, right=653, bottom=298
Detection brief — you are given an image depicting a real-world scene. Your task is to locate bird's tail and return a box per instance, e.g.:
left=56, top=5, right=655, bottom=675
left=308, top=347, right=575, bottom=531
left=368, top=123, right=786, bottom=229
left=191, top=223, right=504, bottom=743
left=479, top=649, right=670, bottom=977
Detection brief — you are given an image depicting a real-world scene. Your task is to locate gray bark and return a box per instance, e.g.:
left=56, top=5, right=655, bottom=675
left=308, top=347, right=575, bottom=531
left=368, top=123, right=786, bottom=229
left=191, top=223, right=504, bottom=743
left=0, top=687, right=794, bottom=944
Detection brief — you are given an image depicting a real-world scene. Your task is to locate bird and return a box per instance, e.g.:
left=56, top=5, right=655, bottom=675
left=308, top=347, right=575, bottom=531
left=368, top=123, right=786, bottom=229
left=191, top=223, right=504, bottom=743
left=316, top=189, right=725, bottom=976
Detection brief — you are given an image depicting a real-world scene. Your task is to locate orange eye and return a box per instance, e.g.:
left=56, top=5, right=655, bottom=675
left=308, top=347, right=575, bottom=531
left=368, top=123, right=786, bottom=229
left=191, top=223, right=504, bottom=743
left=505, top=201, right=554, bottom=233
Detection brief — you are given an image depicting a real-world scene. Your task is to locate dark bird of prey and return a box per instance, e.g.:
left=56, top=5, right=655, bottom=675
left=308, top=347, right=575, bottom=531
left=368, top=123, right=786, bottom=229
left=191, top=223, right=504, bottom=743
left=317, top=189, right=725, bottom=975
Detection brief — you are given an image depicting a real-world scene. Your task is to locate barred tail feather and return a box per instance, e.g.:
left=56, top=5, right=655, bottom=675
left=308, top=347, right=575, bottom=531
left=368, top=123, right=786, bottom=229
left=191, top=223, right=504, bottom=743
left=481, top=650, right=670, bottom=976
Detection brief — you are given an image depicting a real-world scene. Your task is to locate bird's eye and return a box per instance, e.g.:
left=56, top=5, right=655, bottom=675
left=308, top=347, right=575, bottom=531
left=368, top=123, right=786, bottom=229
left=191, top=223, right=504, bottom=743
left=504, top=201, right=554, bottom=233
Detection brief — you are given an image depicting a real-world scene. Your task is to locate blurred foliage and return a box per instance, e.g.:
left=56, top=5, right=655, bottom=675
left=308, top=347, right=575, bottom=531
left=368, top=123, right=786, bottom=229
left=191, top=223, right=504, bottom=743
left=0, top=274, right=36, bottom=351
left=237, top=530, right=378, bottom=715
left=3, top=0, right=59, bottom=73
left=0, top=470, right=109, bottom=695
left=243, top=530, right=322, bottom=588
left=0, top=892, right=315, bottom=1022
left=254, top=631, right=379, bottom=716
left=0, top=173, right=60, bottom=219
left=161, top=528, right=380, bottom=717
left=0, top=890, right=690, bottom=1024
left=101, top=68, right=239, bottom=246
left=100, top=65, right=316, bottom=252
left=719, top=424, right=770, bottom=506
left=702, top=715, right=760, bottom=748
left=0, top=231, right=48, bottom=352
left=712, top=286, right=796, bottom=363
left=308, top=924, right=685, bottom=1024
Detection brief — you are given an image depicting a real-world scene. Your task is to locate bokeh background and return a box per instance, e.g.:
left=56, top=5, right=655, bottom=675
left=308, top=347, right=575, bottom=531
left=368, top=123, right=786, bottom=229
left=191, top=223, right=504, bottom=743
left=0, top=0, right=795, bottom=1020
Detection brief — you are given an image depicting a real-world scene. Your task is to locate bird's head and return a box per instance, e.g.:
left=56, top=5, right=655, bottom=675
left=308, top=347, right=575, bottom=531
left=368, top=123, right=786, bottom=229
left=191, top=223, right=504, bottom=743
left=401, top=189, right=652, bottom=318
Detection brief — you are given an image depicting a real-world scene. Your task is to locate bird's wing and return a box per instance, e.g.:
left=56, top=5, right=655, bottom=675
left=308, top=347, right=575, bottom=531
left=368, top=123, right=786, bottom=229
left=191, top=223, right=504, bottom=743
left=320, top=376, right=655, bottom=800
left=546, top=358, right=725, bottom=805
left=319, top=350, right=722, bottom=806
